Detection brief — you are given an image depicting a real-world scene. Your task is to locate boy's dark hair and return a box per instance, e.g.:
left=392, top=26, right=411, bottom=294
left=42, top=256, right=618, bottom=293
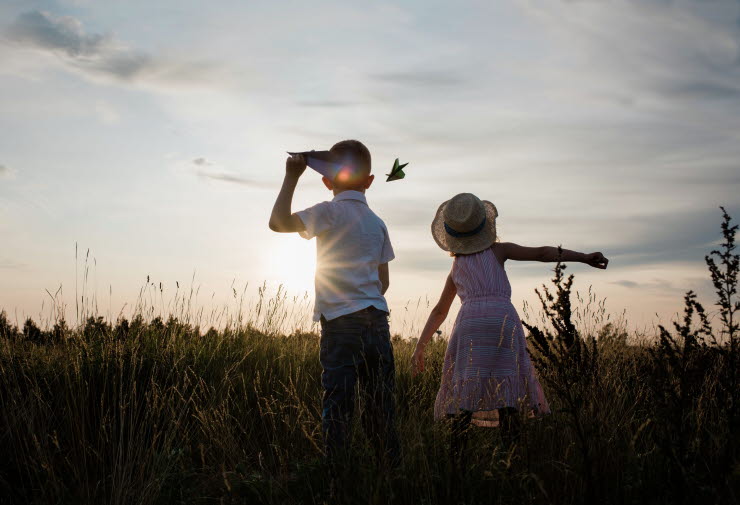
left=330, top=140, right=372, bottom=174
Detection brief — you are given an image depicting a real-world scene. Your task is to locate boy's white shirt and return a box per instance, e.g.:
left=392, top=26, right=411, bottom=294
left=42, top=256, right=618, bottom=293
left=295, top=190, right=394, bottom=322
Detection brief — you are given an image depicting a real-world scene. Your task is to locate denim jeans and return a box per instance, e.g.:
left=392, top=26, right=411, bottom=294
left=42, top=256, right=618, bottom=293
left=319, top=306, right=399, bottom=465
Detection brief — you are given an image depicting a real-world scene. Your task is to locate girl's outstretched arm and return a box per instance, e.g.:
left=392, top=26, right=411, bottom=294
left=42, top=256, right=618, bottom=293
left=500, top=243, right=608, bottom=269
left=412, top=273, right=457, bottom=376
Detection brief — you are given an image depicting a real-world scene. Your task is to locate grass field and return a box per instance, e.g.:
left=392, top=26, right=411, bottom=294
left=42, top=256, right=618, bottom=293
left=0, top=210, right=737, bottom=505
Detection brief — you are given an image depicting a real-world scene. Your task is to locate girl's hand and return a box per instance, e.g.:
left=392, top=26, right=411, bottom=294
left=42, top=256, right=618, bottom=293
left=411, top=346, right=425, bottom=376
left=584, top=252, right=608, bottom=269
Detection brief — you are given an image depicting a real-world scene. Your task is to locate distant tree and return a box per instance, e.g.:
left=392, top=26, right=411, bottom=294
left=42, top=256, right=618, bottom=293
left=0, top=311, right=19, bottom=341
left=83, top=316, right=111, bottom=341
left=114, top=317, right=130, bottom=341
left=51, top=319, right=69, bottom=344
left=22, top=318, right=43, bottom=344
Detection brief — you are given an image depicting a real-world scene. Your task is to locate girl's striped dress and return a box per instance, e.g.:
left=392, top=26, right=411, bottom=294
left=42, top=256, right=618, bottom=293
left=434, top=246, right=550, bottom=426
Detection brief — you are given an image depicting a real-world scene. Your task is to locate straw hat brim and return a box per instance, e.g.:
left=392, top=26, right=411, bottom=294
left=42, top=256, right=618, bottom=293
left=431, top=200, right=498, bottom=254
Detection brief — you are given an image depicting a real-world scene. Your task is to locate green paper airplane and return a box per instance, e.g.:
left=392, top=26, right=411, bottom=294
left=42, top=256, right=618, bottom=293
left=386, top=158, right=409, bottom=182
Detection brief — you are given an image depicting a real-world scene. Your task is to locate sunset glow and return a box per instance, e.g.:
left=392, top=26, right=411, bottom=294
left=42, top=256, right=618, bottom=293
left=0, top=1, right=738, bottom=329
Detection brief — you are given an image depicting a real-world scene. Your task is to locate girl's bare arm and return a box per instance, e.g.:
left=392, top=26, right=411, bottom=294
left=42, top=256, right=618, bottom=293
left=500, top=243, right=608, bottom=269
left=412, top=273, right=457, bottom=375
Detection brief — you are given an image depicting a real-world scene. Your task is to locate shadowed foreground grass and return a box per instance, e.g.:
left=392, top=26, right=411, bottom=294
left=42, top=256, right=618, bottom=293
left=0, top=209, right=738, bottom=505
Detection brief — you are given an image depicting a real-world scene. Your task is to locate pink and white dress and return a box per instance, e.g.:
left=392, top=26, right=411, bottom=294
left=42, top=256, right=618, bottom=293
left=434, top=246, right=550, bottom=426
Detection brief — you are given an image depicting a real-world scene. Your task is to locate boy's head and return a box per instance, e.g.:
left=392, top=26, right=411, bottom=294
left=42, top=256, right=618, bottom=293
left=323, top=139, right=374, bottom=193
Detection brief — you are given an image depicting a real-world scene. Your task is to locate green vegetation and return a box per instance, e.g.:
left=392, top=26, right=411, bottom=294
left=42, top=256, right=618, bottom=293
left=0, top=209, right=738, bottom=505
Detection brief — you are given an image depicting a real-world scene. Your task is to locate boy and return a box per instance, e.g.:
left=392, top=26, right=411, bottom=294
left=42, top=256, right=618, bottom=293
left=269, top=140, right=399, bottom=466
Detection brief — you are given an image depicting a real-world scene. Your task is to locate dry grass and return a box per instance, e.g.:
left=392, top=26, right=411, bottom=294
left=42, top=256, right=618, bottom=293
left=0, top=210, right=737, bottom=504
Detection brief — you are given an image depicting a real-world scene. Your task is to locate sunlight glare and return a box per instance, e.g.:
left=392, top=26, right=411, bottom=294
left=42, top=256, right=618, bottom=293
left=266, top=236, right=316, bottom=294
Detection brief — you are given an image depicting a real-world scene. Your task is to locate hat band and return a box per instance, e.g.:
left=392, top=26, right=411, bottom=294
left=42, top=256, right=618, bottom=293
left=444, top=217, right=487, bottom=238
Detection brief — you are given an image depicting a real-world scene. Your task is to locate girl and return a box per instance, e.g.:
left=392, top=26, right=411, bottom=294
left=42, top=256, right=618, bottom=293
left=412, top=193, right=608, bottom=448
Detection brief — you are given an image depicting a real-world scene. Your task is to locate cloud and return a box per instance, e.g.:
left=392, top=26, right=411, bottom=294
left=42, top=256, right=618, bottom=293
left=373, top=70, right=464, bottom=87
left=188, top=158, right=269, bottom=187
left=390, top=204, right=739, bottom=276
left=667, top=80, right=740, bottom=101
left=296, top=100, right=359, bottom=108
left=0, top=164, right=16, bottom=178
left=596, top=205, right=740, bottom=269
left=515, top=0, right=740, bottom=108
left=5, top=10, right=217, bottom=86
left=6, top=10, right=107, bottom=57
left=196, top=171, right=270, bottom=188
left=0, top=259, right=26, bottom=270
left=610, top=278, right=686, bottom=295
left=613, top=280, right=639, bottom=289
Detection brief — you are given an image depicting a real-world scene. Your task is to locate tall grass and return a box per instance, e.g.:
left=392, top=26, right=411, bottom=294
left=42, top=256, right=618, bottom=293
left=0, top=209, right=738, bottom=504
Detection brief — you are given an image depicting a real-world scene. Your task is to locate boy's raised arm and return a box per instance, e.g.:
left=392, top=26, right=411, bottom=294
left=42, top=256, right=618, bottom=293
left=269, top=155, right=307, bottom=233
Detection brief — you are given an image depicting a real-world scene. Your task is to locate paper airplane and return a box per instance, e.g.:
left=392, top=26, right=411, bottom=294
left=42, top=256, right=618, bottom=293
left=287, top=150, right=340, bottom=179
left=386, top=158, right=408, bottom=182
left=289, top=150, right=409, bottom=182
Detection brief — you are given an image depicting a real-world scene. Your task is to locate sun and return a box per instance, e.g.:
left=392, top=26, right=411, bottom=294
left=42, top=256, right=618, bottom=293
left=267, top=236, right=316, bottom=294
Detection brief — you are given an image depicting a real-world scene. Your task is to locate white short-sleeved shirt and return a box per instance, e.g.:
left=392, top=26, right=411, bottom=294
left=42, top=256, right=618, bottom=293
left=296, top=190, right=394, bottom=322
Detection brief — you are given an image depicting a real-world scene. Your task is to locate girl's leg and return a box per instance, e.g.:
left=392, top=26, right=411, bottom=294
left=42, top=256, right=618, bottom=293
left=446, top=410, right=473, bottom=500
left=498, top=407, right=521, bottom=446
left=448, top=409, right=473, bottom=469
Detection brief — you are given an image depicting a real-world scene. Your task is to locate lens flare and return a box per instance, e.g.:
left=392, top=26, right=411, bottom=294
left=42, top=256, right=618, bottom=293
left=334, top=164, right=366, bottom=187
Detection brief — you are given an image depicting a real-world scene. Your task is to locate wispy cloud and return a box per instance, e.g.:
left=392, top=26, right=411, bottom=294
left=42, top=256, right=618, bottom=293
left=5, top=10, right=218, bottom=86
left=373, top=70, right=464, bottom=87
left=0, top=164, right=15, bottom=178
left=6, top=10, right=106, bottom=57
left=667, top=80, right=740, bottom=102
left=604, top=206, right=737, bottom=267
left=196, top=171, right=270, bottom=188
left=191, top=157, right=269, bottom=188
left=296, top=100, right=360, bottom=108
left=514, top=0, right=740, bottom=109
left=611, top=278, right=685, bottom=295
left=613, top=280, right=639, bottom=289
left=0, top=259, right=26, bottom=270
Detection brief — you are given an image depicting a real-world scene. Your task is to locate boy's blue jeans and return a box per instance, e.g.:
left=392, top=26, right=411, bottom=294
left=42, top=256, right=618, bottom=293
left=319, top=306, right=399, bottom=466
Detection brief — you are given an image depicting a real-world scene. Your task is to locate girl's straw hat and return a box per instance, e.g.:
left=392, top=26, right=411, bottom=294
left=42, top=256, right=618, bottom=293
left=431, top=193, right=498, bottom=255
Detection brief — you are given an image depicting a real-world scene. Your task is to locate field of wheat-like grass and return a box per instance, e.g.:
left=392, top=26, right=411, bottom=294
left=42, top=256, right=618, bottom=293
left=0, top=209, right=737, bottom=505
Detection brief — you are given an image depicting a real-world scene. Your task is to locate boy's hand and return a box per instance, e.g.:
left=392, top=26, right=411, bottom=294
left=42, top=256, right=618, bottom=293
left=584, top=252, right=608, bottom=269
left=286, top=154, right=307, bottom=179
left=411, top=346, right=425, bottom=376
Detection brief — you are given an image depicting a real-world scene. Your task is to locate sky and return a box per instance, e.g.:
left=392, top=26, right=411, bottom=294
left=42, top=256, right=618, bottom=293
left=1, top=0, right=739, bottom=333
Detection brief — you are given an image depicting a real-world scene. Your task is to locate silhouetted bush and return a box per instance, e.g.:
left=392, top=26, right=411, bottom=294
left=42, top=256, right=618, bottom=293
left=523, top=253, right=602, bottom=502
left=0, top=311, right=19, bottom=341
left=114, top=317, right=130, bottom=341
left=82, top=315, right=111, bottom=341
left=641, top=207, right=739, bottom=503
left=50, top=319, right=69, bottom=344
left=22, top=317, right=44, bottom=344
